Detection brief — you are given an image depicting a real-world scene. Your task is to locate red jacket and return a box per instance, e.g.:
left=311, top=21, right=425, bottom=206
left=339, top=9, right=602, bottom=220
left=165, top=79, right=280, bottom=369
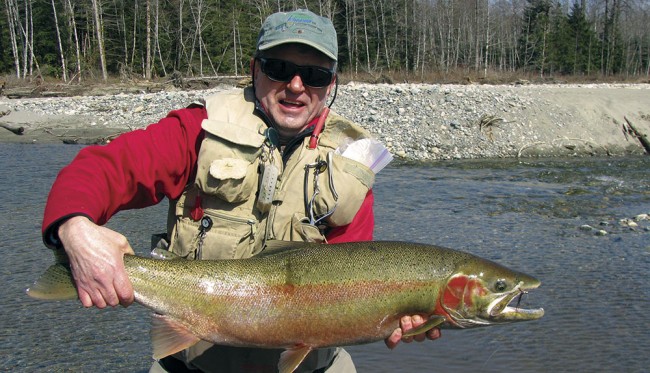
left=42, top=105, right=374, bottom=248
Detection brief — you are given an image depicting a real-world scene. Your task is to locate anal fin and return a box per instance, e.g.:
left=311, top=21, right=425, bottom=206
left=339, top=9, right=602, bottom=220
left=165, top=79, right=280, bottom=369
left=151, top=313, right=201, bottom=359
left=279, top=345, right=312, bottom=373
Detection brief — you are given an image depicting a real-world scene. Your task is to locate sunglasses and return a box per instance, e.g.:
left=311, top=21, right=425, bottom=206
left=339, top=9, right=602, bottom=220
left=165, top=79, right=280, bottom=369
left=258, top=58, right=334, bottom=88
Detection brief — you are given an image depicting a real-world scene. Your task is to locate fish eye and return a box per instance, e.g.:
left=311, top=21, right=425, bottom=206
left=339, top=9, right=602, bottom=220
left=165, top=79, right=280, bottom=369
left=494, top=279, right=508, bottom=292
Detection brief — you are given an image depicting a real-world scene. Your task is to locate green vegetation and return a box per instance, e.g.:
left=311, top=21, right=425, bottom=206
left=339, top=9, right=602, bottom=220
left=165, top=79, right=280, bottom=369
left=0, top=0, right=648, bottom=84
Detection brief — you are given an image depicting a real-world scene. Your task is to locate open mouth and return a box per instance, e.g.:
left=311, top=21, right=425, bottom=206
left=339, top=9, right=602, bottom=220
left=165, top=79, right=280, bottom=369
left=487, top=281, right=545, bottom=321
left=280, top=99, right=304, bottom=108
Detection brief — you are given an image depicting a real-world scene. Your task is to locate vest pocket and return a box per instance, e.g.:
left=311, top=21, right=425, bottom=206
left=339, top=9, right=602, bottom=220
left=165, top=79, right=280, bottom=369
left=290, top=213, right=326, bottom=243
left=195, top=119, right=265, bottom=203
left=170, top=210, right=257, bottom=260
left=201, top=158, right=259, bottom=203
left=313, top=152, right=375, bottom=226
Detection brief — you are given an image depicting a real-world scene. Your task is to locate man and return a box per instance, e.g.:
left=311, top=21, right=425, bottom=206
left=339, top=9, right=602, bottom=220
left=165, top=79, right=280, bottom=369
left=42, top=9, right=439, bottom=373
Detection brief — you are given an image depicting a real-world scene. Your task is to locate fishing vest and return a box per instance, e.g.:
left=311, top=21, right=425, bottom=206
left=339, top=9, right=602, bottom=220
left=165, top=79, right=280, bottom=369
left=165, top=87, right=376, bottom=260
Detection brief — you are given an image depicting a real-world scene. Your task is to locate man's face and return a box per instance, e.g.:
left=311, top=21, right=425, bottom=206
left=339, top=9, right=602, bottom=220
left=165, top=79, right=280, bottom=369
left=253, top=45, right=335, bottom=138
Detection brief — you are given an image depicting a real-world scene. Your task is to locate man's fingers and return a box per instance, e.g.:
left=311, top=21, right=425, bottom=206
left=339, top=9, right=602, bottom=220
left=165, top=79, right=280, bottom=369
left=78, top=288, right=93, bottom=308
left=400, top=316, right=414, bottom=343
left=101, top=287, right=120, bottom=307
left=385, top=328, right=403, bottom=350
left=121, top=243, right=135, bottom=256
left=410, top=315, right=426, bottom=342
left=385, top=315, right=442, bottom=349
left=114, top=273, right=135, bottom=307
left=427, top=328, right=442, bottom=340
left=58, top=217, right=135, bottom=309
left=86, top=287, right=109, bottom=309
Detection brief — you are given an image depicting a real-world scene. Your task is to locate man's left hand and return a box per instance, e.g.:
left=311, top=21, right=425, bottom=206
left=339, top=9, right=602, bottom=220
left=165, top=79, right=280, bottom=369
left=385, top=315, right=441, bottom=349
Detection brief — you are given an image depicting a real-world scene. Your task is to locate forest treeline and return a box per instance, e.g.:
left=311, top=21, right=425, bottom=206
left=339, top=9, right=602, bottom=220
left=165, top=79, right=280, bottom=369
left=1, top=0, right=648, bottom=84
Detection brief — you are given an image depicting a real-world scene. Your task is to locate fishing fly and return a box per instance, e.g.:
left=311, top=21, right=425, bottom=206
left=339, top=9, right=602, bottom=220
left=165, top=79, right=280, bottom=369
left=515, top=288, right=528, bottom=309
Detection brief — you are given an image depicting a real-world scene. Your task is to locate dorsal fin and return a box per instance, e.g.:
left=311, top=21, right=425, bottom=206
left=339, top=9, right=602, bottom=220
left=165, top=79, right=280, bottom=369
left=255, top=240, right=313, bottom=258
left=150, top=248, right=182, bottom=260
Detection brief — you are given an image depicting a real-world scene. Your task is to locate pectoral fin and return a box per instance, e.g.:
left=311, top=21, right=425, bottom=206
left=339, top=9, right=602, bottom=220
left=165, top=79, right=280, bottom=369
left=278, top=345, right=312, bottom=373
left=151, top=313, right=201, bottom=359
left=402, top=315, right=446, bottom=337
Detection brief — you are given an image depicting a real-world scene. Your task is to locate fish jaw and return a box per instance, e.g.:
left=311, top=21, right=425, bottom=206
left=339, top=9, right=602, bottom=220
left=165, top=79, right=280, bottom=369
left=439, top=271, right=544, bottom=328
left=485, top=280, right=545, bottom=322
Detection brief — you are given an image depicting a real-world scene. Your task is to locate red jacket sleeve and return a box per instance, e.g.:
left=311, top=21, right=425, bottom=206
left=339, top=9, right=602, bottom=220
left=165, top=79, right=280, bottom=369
left=325, top=189, right=374, bottom=243
left=42, top=106, right=207, bottom=247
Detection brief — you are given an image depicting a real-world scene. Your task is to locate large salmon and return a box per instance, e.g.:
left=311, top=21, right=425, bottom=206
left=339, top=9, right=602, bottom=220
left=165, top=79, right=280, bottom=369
left=27, top=241, right=544, bottom=372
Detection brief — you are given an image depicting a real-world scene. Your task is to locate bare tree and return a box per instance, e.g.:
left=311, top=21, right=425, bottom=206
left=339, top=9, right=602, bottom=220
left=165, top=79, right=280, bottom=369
left=361, top=0, right=370, bottom=72
left=4, top=0, right=21, bottom=77
left=64, top=0, right=82, bottom=81
left=90, top=0, right=108, bottom=81
left=51, top=0, right=68, bottom=81
left=153, top=0, right=166, bottom=76
left=130, top=0, right=139, bottom=69
left=14, top=0, right=41, bottom=79
left=483, top=0, right=490, bottom=77
left=146, top=0, right=152, bottom=79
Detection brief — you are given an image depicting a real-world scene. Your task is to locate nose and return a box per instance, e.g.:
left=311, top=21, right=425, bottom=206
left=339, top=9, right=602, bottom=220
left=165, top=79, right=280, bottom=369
left=287, top=74, right=305, bottom=93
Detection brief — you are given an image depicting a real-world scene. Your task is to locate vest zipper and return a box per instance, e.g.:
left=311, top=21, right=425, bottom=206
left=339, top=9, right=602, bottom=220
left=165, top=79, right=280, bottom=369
left=204, top=209, right=257, bottom=240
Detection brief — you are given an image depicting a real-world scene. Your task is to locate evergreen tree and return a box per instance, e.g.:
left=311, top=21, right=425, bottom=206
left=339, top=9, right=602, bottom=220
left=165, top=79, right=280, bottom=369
left=518, top=0, right=552, bottom=74
left=565, top=2, right=599, bottom=75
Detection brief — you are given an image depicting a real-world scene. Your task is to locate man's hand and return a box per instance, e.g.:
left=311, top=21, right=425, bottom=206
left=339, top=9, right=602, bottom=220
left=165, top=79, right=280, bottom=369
left=58, top=216, right=135, bottom=309
left=385, top=315, right=442, bottom=349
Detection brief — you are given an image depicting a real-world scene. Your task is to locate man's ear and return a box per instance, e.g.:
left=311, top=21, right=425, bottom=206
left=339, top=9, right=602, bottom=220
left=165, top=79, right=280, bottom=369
left=326, top=73, right=337, bottom=96
left=250, top=58, right=255, bottom=77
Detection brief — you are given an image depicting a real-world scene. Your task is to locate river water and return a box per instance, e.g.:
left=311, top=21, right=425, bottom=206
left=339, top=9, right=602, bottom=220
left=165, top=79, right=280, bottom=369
left=1, top=143, right=648, bottom=372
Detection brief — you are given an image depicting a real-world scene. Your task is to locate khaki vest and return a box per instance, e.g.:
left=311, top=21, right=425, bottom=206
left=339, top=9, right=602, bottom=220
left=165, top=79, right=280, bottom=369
left=166, top=87, right=375, bottom=260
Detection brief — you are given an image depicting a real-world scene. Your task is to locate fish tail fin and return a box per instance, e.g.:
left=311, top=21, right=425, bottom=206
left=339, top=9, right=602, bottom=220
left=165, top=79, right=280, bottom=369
left=26, top=263, right=79, bottom=301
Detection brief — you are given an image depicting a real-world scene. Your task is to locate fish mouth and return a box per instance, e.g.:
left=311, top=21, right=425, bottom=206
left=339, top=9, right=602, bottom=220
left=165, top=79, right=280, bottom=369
left=486, top=281, right=545, bottom=322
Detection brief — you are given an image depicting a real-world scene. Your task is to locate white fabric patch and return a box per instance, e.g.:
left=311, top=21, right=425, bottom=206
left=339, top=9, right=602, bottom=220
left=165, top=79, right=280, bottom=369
left=209, top=158, right=249, bottom=180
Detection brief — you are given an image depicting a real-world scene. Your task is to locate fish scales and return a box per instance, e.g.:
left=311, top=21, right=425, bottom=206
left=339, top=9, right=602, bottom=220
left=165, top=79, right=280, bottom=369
left=125, top=242, right=504, bottom=347
left=27, top=240, right=544, bottom=372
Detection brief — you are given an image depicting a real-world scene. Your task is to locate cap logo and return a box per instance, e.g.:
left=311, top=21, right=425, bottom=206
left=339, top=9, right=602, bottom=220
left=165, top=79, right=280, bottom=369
left=287, top=14, right=315, bottom=25
left=272, top=14, right=323, bottom=35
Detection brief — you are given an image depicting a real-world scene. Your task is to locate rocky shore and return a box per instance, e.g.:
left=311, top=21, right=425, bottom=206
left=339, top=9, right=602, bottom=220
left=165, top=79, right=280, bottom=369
left=0, top=82, right=648, bottom=160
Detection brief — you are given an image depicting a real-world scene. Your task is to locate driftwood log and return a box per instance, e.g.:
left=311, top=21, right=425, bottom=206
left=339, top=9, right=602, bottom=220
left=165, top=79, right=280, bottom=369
left=60, top=131, right=125, bottom=145
left=0, top=123, right=24, bottom=135
left=0, top=110, right=25, bottom=135
left=624, top=116, right=650, bottom=154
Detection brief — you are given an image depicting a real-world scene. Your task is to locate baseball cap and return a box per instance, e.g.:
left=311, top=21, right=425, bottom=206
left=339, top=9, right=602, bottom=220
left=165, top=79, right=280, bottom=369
left=257, top=9, right=338, bottom=61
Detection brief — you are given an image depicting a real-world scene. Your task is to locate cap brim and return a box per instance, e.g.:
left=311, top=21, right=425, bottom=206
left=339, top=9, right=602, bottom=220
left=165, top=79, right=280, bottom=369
left=259, top=39, right=337, bottom=61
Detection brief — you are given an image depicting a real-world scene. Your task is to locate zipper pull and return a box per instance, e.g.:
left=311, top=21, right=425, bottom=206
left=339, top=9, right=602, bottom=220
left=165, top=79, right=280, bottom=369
left=196, top=216, right=213, bottom=259
left=257, top=128, right=280, bottom=213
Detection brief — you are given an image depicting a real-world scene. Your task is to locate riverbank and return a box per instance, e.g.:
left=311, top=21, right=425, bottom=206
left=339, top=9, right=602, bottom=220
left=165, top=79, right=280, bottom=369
left=0, top=83, right=648, bottom=159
